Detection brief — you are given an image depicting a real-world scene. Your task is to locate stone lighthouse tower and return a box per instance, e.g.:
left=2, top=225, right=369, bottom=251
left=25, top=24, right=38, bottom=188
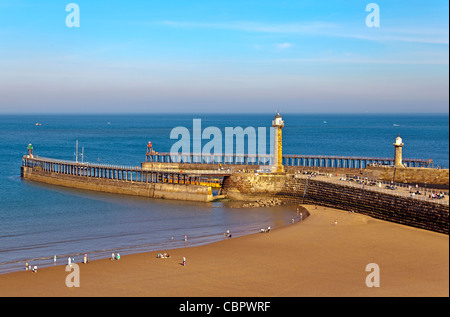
left=272, top=112, right=285, bottom=173
left=393, top=134, right=405, bottom=167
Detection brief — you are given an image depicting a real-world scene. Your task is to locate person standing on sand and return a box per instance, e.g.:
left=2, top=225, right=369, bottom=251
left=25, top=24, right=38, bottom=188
left=68, top=257, right=71, bottom=267
left=183, top=257, right=186, bottom=266
left=54, top=255, right=57, bottom=265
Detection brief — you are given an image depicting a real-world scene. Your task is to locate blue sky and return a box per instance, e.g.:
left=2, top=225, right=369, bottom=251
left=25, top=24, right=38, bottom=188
left=0, top=0, right=448, bottom=113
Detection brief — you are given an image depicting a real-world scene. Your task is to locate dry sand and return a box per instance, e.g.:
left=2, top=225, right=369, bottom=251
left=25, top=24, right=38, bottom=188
left=0, top=205, right=448, bottom=297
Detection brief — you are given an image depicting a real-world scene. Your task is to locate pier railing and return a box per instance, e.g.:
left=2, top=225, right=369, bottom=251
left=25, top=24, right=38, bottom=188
left=146, top=152, right=432, bottom=168
left=147, top=153, right=275, bottom=165
left=282, top=154, right=431, bottom=168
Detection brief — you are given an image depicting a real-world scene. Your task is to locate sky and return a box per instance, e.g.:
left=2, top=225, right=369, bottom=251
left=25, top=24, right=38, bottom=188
left=0, top=0, right=448, bottom=114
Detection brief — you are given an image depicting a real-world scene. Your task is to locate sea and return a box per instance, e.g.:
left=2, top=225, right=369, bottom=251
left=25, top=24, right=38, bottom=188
left=0, top=113, right=448, bottom=274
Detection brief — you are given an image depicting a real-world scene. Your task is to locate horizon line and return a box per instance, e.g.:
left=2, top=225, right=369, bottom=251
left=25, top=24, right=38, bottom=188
left=0, top=112, right=448, bottom=116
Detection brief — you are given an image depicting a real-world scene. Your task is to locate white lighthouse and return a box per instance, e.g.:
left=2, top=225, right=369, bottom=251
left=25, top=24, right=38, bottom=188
left=272, top=112, right=284, bottom=173
left=393, top=134, right=405, bottom=168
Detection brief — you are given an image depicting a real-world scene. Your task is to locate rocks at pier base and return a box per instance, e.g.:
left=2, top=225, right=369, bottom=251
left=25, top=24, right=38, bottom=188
left=240, top=198, right=284, bottom=208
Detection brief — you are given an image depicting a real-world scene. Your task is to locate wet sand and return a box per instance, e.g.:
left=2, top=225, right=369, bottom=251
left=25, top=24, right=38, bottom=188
left=0, top=205, right=448, bottom=297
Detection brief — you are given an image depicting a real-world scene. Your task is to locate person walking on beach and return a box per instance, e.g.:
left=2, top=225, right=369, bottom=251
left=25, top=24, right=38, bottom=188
left=183, top=257, right=186, bottom=266
left=54, top=255, right=57, bottom=265
left=68, top=257, right=72, bottom=267
left=184, top=234, right=187, bottom=243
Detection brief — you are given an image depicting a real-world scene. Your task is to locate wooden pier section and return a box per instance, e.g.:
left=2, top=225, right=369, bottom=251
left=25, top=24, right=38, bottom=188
left=21, top=156, right=234, bottom=202
left=22, top=156, right=230, bottom=186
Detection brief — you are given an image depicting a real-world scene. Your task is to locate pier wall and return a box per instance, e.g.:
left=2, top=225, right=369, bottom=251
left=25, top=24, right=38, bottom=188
left=222, top=173, right=286, bottom=201
left=283, top=177, right=449, bottom=234
left=21, top=166, right=214, bottom=202
left=284, top=166, right=449, bottom=187
left=223, top=173, right=449, bottom=234
left=142, top=162, right=449, bottom=188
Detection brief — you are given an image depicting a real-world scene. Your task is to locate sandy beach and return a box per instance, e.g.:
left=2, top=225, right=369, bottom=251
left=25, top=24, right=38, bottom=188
left=0, top=205, right=448, bottom=297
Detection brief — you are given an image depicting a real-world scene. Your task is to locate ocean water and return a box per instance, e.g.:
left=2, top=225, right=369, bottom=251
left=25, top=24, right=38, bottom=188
left=0, top=113, right=448, bottom=274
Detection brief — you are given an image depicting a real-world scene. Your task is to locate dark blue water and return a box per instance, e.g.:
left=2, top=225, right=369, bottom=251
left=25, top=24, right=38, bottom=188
left=0, top=113, right=448, bottom=274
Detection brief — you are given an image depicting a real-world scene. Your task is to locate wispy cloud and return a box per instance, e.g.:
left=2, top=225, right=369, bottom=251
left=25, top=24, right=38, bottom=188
left=276, top=56, right=449, bottom=65
left=275, top=42, right=293, bottom=50
left=156, top=20, right=449, bottom=45
left=157, top=20, right=338, bottom=34
left=341, top=28, right=449, bottom=45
